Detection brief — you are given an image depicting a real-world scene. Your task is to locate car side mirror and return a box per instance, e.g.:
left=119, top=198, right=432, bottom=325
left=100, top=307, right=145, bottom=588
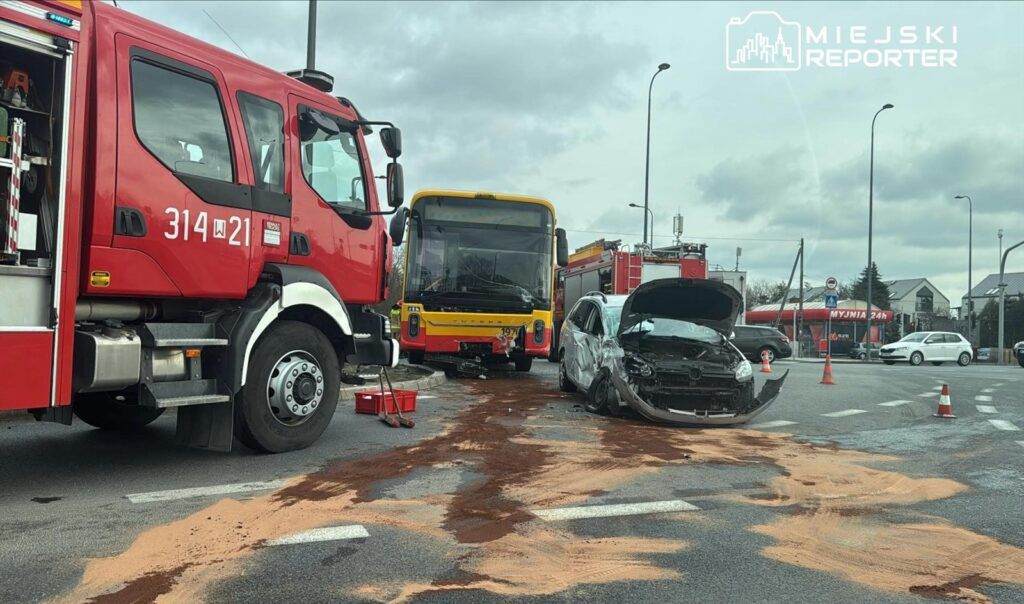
left=380, top=127, right=402, bottom=159
left=556, top=227, right=569, bottom=267
left=386, top=162, right=404, bottom=208
left=389, top=207, right=409, bottom=246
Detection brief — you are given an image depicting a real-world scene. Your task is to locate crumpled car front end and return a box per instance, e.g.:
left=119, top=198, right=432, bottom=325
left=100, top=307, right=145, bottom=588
left=604, top=278, right=788, bottom=426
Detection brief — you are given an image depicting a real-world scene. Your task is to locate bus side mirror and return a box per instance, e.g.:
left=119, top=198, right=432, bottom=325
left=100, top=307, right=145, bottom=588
left=389, top=207, right=409, bottom=246
left=380, top=127, right=402, bottom=159
left=386, top=162, right=404, bottom=208
left=556, top=227, right=569, bottom=267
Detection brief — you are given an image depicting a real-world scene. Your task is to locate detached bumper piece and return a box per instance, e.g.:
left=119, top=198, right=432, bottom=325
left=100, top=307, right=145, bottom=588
left=610, top=370, right=789, bottom=427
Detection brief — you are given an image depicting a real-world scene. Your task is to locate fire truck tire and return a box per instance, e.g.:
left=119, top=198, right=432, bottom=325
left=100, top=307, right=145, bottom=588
left=514, top=356, right=533, bottom=372
left=235, top=321, right=340, bottom=453
left=73, top=393, right=165, bottom=430
left=407, top=350, right=424, bottom=365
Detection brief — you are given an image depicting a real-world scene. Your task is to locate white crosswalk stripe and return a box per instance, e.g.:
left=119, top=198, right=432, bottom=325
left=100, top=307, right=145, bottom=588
left=981, top=388, right=994, bottom=393
left=268, top=525, right=370, bottom=546
left=878, top=400, right=912, bottom=407
left=975, top=395, right=993, bottom=402
left=126, top=480, right=288, bottom=504
left=821, top=409, right=868, bottom=418
left=532, top=500, right=700, bottom=521
left=747, top=420, right=798, bottom=429
left=976, top=405, right=998, bottom=414
left=918, top=392, right=938, bottom=397
left=988, top=420, right=1020, bottom=431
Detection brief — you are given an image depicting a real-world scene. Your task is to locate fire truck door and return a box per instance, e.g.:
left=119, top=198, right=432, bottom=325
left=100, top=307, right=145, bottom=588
left=111, top=37, right=251, bottom=298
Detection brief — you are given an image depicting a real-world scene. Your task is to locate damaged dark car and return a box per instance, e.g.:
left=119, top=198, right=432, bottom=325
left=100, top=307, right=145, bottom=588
left=557, top=278, right=788, bottom=426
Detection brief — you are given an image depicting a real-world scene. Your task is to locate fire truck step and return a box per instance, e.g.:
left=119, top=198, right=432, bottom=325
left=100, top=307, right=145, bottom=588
left=140, top=323, right=228, bottom=348
left=140, top=379, right=230, bottom=409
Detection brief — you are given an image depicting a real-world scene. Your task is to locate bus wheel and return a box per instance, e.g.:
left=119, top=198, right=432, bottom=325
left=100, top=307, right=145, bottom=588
left=514, top=356, right=533, bottom=372
left=407, top=350, right=424, bottom=365
left=235, top=321, right=339, bottom=453
left=73, top=392, right=164, bottom=430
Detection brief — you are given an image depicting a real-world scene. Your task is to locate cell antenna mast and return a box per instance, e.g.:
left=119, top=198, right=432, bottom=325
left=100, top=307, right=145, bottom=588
left=672, top=214, right=684, bottom=245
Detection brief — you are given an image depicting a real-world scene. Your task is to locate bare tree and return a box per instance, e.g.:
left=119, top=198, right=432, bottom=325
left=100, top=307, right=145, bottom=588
left=746, top=279, right=790, bottom=310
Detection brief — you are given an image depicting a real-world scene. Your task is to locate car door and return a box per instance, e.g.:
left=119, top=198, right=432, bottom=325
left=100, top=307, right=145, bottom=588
left=944, top=333, right=966, bottom=359
left=922, top=334, right=946, bottom=360
left=565, top=301, right=595, bottom=388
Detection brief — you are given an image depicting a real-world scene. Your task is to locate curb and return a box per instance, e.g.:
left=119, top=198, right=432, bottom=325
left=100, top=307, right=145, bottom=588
left=783, top=357, right=864, bottom=364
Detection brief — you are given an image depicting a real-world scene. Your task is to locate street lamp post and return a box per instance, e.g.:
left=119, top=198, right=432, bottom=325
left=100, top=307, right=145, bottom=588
left=629, top=202, right=654, bottom=247
left=998, top=239, right=1024, bottom=364
left=998, top=229, right=1004, bottom=265
left=643, top=63, right=670, bottom=247
left=955, top=195, right=973, bottom=344
left=865, top=103, right=894, bottom=360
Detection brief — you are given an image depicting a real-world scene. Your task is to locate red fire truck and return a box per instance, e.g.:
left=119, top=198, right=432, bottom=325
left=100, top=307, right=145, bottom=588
left=549, top=239, right=708, bottom=359
left=0, top=0, right=408, bottom=452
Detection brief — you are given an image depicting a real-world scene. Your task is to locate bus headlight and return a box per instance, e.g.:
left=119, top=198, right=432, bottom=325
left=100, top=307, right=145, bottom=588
left=408, top=313, right=420, bottom=338
left=533, top=320, right=545, bottom=344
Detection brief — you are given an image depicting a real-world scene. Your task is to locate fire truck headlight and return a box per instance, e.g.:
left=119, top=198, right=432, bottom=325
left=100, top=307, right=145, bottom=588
left=408, top=313, right=420, bottom=338
left=533, top=320, right=545, bottom=344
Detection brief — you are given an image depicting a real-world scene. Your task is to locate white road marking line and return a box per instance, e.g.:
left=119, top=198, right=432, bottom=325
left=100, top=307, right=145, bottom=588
left=988, top=420, right=1020, bottom=432
left=975, top=395, right=993, bottom=402
left=531, top=499, right=700, bottom=521
left=931, top=385, right=944, bottom=391
left=994, top=383, right=1005, bottom=387
left=268, top=525, right=370, bottom=546
left=1017, top=441, right=1024, bottom=448
left=878, top=400, right=912, bottom=407
left=747, top=420, right=798, bottom=429
left=981, top=388, right=994, bottom=393
left=918, top=392, right=938, bottom=398
left=126, top=480, right=288, bottom=504
left=976, top=405, right=998, bottom=414
left=417, top=395, right=437, bottom=400
left=821, top=409, right=868, bottom=418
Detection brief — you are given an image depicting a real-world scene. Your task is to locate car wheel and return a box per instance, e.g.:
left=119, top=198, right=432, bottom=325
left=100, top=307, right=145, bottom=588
left=758, top=346, right=776, bottom=363
left=957, top=352, right=971, bottom=367
left=858, top=353, right=866, bottom=360
left=558, top=360, right=577, bottom=393
left=1018, top=357, right=1024, bottom=368
left=406, top=350, right=424, bottom=365
left=514, top=356, right=533, bottom=372
left=585, top=372, right=615, bottom=415
left=930, top=361, right=943, bottom=366
left=73, top=392, right=165, bottom=430
left=235, top=321, right=340, bottom=453
left=883, top=360, right=896, bottom=365
left=909, top=351, right=924, bottom=366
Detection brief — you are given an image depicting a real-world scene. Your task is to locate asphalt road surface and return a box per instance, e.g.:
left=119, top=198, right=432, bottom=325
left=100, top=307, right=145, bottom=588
left=2, top=360, right=1023, bottom=603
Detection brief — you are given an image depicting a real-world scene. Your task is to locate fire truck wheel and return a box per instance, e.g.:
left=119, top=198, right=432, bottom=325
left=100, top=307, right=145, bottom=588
left=236, top=321, right=340, bottom=453
left=407, top=350, right=424, bottom=365
left=514, top=356, right=533, bottom=372
left=73, top=393, right=165, bottom=430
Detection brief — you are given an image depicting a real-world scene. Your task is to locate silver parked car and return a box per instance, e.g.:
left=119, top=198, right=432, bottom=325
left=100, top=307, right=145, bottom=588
left=556, top=278, right=788, bottom=426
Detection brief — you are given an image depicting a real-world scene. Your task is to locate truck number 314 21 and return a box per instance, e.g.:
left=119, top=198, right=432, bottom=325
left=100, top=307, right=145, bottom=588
left=164, top=208, right=250, bottom=247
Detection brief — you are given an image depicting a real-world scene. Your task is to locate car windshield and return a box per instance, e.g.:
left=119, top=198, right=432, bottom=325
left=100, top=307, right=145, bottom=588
left=620, top=316, right=722, bottom=344
left=604, top=304, right=624, bottom=335
left=898, top=333, right=929, bottom=343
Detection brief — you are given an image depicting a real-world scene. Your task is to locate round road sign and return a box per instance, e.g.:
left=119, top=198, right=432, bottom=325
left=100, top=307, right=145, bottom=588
left=825, top=276, right=838, bottom=290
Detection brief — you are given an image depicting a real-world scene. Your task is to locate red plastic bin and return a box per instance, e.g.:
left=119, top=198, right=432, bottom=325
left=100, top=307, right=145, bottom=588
left=354, top=389, right=417, bottom=415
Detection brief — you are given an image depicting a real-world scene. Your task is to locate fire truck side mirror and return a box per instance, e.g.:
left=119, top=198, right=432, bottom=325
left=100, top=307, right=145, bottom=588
left=380, top=127, right=402, bottom=159
left=556, top=228, right=569, bottom=267
left=386, top=162, right=404, bottom=208
left=389, top=207, right=409, bottom=246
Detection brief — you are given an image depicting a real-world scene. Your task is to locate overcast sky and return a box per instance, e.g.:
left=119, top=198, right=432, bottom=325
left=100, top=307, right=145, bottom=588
left=122, top=0, right=1024, bottom=306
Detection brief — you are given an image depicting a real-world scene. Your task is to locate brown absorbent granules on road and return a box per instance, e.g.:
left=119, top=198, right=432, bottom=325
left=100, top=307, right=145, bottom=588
left=53, top=378, right=1024, bottom=604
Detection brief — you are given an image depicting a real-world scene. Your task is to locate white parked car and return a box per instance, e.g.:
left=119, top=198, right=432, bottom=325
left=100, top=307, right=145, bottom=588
left=879, top=331, right=973, bottom=366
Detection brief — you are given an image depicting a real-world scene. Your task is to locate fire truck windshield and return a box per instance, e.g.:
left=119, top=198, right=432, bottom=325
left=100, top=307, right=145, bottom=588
left=404, top=196, right=555, bottom=312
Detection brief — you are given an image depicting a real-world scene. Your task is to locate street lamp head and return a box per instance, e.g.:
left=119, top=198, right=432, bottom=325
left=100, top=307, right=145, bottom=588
left=882, top=103, right=894, bottom=110
left=658, top=63, right=671, bottom=71
left=955, top=195, right=966, bottom=199
left=628, top=203, right=641, bottom=208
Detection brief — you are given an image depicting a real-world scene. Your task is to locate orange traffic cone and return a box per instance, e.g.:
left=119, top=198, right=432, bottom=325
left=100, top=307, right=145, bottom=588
left=820, top=354, right=835, bottom=385
left=933, top=384, right=956, bottom=418
left=760, top=350, right=772, bottom=373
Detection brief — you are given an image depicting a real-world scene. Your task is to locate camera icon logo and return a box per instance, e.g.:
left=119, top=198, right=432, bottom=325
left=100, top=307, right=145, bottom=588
left=726, top=11, right=802, bottom=72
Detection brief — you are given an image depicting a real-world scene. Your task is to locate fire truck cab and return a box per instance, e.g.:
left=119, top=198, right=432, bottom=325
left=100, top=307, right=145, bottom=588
left=0, top=0, right=404, bottom=452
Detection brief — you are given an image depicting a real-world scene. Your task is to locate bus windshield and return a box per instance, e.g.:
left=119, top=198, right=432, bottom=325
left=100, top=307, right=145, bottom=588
left=405, top=196, right=554, bottom=311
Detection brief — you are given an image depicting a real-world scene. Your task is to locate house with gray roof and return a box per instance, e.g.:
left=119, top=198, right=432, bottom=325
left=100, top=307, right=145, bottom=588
left=961, top=272, right=1024, bottom=315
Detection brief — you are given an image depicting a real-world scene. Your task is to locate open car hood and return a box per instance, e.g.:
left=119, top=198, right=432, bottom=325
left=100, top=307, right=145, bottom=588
left=617, top=278, right=743, bottom=337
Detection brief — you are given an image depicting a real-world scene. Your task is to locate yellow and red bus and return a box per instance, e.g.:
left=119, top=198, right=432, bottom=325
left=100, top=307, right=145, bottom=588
left=399, top=190, right=567, bottom=373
